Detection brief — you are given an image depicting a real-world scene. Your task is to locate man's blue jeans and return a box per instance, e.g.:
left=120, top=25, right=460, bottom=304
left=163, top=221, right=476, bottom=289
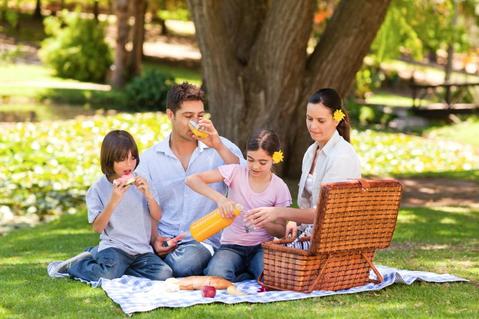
left=68, top=247, right=173, bottom=281
left=204, top=244, right=263, bottom=282
left=163, top=240, right=213, bottom=277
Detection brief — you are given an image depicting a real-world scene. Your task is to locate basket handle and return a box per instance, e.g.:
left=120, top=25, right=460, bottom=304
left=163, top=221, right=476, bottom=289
left=358, top=179, right=371, bottom=190
left=362, top=252, right=383, bottom=283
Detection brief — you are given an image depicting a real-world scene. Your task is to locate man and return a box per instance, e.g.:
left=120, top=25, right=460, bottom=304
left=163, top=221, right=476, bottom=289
left=136, top=82, right=244, bottom=277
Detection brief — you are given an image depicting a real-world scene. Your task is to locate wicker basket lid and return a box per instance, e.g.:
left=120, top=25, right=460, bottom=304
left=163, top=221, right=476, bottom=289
left=308, top=179, right=402, bottom=255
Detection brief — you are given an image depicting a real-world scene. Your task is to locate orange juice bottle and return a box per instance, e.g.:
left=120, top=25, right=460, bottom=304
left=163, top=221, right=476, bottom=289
left=190, top=204, right=242, bottom=242
left=188, top=120, right=209, bottom=139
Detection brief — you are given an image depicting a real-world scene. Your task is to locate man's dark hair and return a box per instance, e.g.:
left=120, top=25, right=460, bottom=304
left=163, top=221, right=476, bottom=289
left=166, top=82, right=205, bottom=113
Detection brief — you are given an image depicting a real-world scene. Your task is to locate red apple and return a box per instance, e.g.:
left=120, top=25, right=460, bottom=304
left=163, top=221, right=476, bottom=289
left=201, top=285, right=216, bottom=298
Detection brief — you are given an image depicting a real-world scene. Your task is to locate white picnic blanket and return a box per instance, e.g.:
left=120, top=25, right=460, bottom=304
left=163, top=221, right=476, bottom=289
left=92, top=265, right=466, bottom=315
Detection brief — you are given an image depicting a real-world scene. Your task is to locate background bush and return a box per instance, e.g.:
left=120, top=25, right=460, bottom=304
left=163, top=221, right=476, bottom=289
left=0, top=112, right=477, bottom=220
left=39, top=12, right=112, bottom=83
left=125, top=70, right=175, bottom=111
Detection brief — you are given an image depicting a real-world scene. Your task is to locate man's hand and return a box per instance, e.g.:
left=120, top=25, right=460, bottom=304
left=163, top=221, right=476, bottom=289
left=193, top=118, right=222, bottom=149
left=152, top=236, right=177, bottom=256
left=152, top=233, right=185, bottom=256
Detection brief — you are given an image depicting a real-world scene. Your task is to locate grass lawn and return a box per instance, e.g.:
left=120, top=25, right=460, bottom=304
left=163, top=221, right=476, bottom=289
left=424, top=116, right=479, bottom=148
left=0, top=62, right=201, bottom=118
left=392, top=169, right=479, bottom=184
left=1, top=206, right=477, bottom=318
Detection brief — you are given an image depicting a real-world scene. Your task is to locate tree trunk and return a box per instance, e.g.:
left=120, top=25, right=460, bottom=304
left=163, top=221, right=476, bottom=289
left=111, top=0, right=130, bottom=89
left=93, top=0, right=100, bottom=21
left=128, top=0, right=147, bottom=78
left=188, top=0, right=391, bottom=178
left=33, top=0, right=42, bottom=19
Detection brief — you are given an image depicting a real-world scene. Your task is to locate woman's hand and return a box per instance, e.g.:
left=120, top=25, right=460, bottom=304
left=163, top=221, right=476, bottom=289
left=217, top=198, right=238, bottom=218
left=246, top=207, right=280, bottom=228
left=285, top=221, right=297, bottom=239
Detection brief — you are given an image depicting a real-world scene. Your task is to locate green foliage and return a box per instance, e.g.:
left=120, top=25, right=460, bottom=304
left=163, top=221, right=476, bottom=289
left=125, top=70, right=175, bottom=111
left=0, top=112, right=171, bottom=219
left=354, top=129, right=478, bottom=175
left=1, top=112, right=478, bottom=220
left=354, top=63, right=384, bottom=99
left=158, top=8, right=190, bottom=21
left=4, top=9, right=18, bottom=28
left=39, top=12, right=112, bottom=83
left=372, top=0, right=474, bottom=62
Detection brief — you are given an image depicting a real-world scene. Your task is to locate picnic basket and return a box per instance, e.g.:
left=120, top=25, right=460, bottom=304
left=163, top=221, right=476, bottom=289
left=260, top=179, right=402, bottom=292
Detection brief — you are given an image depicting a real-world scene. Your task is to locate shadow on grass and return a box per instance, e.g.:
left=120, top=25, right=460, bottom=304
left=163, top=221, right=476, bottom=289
left=0, top=208, right=478, bottom=318
left=393, top=206, right=479, bottom=243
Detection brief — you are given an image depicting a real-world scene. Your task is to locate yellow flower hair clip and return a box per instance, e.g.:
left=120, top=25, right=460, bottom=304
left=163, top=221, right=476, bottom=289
left=333, top=109, right=345, bottom=122
left=272, top=150, right=284, bottom=164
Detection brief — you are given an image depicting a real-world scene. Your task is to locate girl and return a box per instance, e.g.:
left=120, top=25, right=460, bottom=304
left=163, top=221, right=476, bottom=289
left=246, top=88, right=361, bottom=249
left=63, top=130, right=173, bottom=281
left=186, top=129, right=292, bottom=282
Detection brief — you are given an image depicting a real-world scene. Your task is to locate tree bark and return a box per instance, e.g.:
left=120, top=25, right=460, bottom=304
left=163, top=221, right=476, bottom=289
left=188, top=0, right=391, bottom=178
left=111, top=0, right=130, bottom=89
left=128, top=0, right=147, bottom=78
left=93, top=0, right=100, bottom=21
left=33, top=0, right=42, bottom=19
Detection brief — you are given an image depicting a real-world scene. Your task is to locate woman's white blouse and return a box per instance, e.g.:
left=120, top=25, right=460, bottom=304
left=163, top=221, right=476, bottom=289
left=297, top=130, right=361, bottom=209
left=290, top=130, right=361, bottom=250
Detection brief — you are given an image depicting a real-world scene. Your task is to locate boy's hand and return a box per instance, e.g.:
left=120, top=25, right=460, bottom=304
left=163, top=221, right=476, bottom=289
left=134, top=176, right=152, bottom=198
left=111, top=180, right=131, bottom=202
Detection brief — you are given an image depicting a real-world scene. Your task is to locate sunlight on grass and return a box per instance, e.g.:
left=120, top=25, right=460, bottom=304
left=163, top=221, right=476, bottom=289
left=426, top=116, right=479, bottom=148
left=366, top=91, right=415, bottom=107
left=143, top=62, right=201, bottom=85
left=0, top=206, right=476, bottom=318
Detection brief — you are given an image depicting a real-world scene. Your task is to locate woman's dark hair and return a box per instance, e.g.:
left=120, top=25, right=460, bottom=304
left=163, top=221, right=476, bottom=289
left=100, top=130, right=139, bottom=180
left=247, top=129, right=281, bottom=156
left=166, top=82, right=205, bottom=114
left=308, top=88, right=351, bottom=142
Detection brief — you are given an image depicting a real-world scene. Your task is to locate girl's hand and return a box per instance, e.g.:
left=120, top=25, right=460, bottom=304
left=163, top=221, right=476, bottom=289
left=245, top=207, right=279, bottom=227
left=134, top=176, right=152, bottom=198
left=285, top=221, right=298, bottom=239
left=217, top=198, right=238, bottom=218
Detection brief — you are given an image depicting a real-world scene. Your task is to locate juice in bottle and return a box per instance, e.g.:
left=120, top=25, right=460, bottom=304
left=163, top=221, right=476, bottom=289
left=190, top=204, right=242, bottom=242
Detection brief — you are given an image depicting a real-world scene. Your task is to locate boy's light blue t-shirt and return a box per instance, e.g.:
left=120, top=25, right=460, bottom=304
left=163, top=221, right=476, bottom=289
left=86, top=175, right=158, bottom=255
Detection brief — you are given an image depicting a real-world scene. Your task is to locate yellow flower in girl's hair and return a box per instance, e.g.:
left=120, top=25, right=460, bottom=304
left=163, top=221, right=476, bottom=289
left=333, top=109, right=345, bottom=122
left=272, top=150, right=284, bottom=164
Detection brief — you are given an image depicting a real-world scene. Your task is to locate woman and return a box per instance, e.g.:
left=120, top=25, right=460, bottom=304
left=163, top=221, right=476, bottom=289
left=246, top=88, right=360, bottom=247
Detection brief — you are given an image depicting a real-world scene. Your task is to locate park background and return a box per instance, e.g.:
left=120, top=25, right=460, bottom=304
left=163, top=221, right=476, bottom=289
left=0, top=0, right=478, bottom=318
